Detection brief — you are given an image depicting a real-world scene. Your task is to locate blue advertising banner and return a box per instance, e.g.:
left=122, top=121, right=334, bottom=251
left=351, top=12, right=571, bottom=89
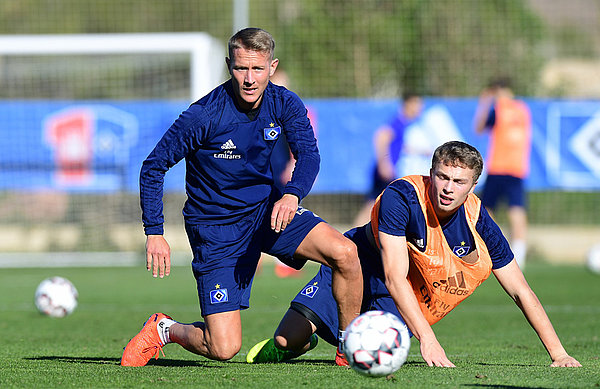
left=0, top=101, right=187, bottom=193
left=309, top=98, right=600, bottom=192
left=1, top=98, right=599, bottom=193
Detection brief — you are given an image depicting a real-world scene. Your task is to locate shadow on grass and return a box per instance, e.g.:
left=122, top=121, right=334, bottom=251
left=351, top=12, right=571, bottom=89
left=282, top=358, right=340, bottom=366
left=25, top=355, right=223, bottom=367
left=471, top=362, right=540, bottom=368
left=25, top=356, right=434, bottom=369
left=281, top=359, right=423, bottom=368
left=462, top=385, right=549, bottom=389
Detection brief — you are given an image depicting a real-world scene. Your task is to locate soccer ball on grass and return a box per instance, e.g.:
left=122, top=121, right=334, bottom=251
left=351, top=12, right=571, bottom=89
left=343, top=310, right=410, bottom=377
left=587, top=244, right=600, bottom=275
left=34, top=276, right=78, bottom=318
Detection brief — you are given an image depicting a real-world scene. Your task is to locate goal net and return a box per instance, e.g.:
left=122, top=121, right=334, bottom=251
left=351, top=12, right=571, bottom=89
left=0, top=33, right=226, bottom=265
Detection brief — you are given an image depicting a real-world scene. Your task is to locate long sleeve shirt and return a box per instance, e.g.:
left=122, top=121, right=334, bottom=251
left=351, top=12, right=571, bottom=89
left=140, top=81, right=320, bottom=235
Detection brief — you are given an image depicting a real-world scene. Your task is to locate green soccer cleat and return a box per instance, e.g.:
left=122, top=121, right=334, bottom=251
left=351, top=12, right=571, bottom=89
left=246, top=334, right=318, bottom=363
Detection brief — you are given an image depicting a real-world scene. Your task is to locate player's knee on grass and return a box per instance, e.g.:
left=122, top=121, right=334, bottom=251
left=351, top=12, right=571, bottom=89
left=201, top=326, right=242, bottom=360
left=273, top=333, right=294, bottom=351
left=273, top=309, right=314, bottom=352
left=201, top=311, right=243, bottom=360
left=273, top=333, right=313, bottom=353
left=205, top=338, right=242, bottom=361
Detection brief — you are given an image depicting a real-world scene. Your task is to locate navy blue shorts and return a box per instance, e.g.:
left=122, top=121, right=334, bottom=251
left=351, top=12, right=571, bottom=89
left=480, top=174, right=526, bottom=208
left=186, top=200, right=324, bottom=316
left=291, top=226, right=411, bottom=346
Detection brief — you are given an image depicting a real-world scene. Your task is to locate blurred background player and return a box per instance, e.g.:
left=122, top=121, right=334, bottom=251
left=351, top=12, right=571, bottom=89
left=353, top=92, right=423, bottom=226
left=473, top=77, right=532, bottom=268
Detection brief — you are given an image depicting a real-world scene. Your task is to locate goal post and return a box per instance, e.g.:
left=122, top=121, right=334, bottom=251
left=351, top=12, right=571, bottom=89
left=0, top=32, right=226, bottom=101
left=0, top=33, right=226, bottom=265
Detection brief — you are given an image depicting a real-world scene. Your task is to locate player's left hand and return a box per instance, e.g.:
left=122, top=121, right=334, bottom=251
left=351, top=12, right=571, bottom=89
left=550, top=354, right=582, bottom=367
left=271, top=194, right=299, bottom=233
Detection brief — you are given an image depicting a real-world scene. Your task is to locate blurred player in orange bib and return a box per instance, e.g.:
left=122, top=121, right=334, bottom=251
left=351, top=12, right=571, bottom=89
left=474, top=77, right=532, bottom=268
left=248, top=141, right=580, bottom=368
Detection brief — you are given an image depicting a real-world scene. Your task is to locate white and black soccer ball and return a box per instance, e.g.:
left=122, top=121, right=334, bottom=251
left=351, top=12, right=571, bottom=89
left=587, top=244, right=600, bottom=275
left=34, top=276, right=78, bottom=318
left=343, top=310, right=410, bottom=377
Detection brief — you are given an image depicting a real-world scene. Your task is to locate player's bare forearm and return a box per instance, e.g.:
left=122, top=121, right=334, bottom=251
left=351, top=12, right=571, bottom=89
left=386, top=275, right=454, bottom=367
left=385, top=276, right=430, bottom=341
left=374, top=127, right=395, bottom=179
left=376, top=159, right=395, bottom=182
left=493, top=263, right=581, bottom=367
left=379, top=232, right=455, bottom=367
left=380, top=234, right=430, bottom=340
left=515, top=288, right=581, bottom=366
left=146, top=234, right=171, bottom=278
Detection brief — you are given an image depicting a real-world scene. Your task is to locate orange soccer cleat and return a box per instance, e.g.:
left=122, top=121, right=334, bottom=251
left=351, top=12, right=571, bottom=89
left=121, top=313, right=171, bottom=366
left=335, top=348, right=349, bottom=367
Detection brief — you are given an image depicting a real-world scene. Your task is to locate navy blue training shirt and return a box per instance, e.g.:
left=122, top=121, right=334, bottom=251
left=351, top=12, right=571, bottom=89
left=377, top=179, right=513, bottom=269
left=140, top=81, right=320, bottom=235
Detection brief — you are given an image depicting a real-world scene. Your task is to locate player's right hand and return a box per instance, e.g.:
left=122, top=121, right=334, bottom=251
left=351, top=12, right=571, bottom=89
left=550, top=354, right=582, bottom=367
left=420, top=339, right=455, bottom=367
left=146, top=235, right=171, bottom=279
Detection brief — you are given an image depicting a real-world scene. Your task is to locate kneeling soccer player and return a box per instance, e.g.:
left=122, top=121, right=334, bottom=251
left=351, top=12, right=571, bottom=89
left=120, top=27, right=362, bottom=367
left=247, top=141, right=581, bottom=368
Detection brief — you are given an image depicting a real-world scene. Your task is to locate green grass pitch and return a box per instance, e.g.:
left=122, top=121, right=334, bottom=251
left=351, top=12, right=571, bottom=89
left=1, top=260, right=598, bottom=388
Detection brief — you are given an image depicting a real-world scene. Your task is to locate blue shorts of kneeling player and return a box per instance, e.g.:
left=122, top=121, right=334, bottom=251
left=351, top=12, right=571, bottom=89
left=186, top=191, right=324, bottom=317
left=290, top=225, right=412, bottom=347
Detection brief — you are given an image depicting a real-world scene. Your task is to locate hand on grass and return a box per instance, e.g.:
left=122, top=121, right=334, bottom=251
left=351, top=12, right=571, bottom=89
left=420, top=338, right=455, bottom=368
left=550, top=354, right=582, bottom=367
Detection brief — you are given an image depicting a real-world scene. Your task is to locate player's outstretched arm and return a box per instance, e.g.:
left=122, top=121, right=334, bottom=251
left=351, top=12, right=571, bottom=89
left=146, top=235, right=171, bottom=278
left=379, top=232, right=455, bottom=367
left=492, top=260, right=581, bottom=367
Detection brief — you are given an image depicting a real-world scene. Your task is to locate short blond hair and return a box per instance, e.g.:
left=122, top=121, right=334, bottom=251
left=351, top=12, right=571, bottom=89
left=228, top=28, right=275, bottom=61
left=432, top=141, right=484, bottom=181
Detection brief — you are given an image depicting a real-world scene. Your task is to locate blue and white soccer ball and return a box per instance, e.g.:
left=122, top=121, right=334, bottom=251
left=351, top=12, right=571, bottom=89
left=343, top=310, right=410, bottom=377
left=34, top=276, right=78, bottom=318
left=587, top=244, right=600, bottom=275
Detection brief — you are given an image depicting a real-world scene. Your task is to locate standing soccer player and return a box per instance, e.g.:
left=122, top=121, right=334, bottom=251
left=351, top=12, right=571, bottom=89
left=121, top=28, right=362, bottom=366
left=474, top=77, right=532, bottom=268
left=353, top=92, right=423, bottom=226
left=247, top=141, right=580, bottom=368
